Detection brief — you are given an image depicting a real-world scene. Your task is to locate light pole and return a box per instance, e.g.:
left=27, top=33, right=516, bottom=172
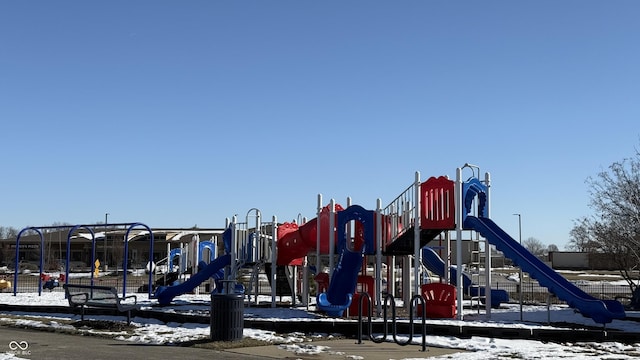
left=104, top=213, right=109, bottom=271
left=513, top=213, right=523, bottom=321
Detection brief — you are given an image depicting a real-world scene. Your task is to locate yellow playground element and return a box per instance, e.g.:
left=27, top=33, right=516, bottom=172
left=0, top=279, right=11, bottom=291
left=94, top=259, right=101, bottom=277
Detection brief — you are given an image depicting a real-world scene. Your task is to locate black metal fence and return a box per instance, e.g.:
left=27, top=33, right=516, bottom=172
left=3, top=274, right=156, bottom=295
left=487, top=281, right=632, bottom=305
left=4, top=273, right=634, bottom=309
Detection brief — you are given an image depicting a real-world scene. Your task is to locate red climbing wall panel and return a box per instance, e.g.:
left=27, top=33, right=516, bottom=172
left=420, top=176, right=455, bottom=230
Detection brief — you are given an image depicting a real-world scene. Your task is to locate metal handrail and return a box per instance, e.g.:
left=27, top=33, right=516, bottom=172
left=380, top=182, right=417, bottom=246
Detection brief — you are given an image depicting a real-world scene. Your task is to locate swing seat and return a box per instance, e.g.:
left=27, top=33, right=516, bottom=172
left=418, top=283, right=457, bottom=319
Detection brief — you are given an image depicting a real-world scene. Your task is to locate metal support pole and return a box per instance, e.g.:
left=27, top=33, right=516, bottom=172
left=455, top=167, right=464, bottom=320
left=413, top=171, right=421, bottom=304
left=271, top=216, right=277, bottom=308
left=329, top=199, right=335, bottom=278
left=375, top=198, right=383, bottom=316
left=484, top=172, right=492, bottom=317
left=316, top=194, right=322, bottom=285
left=513, top=213, right=523, bottom=321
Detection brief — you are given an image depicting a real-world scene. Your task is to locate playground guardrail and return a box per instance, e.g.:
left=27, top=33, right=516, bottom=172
left=380, top=182, right=417, bottom=247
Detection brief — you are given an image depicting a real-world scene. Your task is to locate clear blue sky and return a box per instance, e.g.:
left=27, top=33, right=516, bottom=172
left=2, top=1, right=639, bottom=249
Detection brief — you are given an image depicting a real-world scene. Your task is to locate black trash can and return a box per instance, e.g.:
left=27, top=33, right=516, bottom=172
left=210, top=293, right=244, bottom=341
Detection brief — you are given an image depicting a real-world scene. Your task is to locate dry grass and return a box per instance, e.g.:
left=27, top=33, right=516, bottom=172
left=555, top=270, right=629, bottom=281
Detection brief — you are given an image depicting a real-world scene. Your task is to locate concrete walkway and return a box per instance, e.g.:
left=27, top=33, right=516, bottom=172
left=227, top=338, right=464, bottom=359
left=0, top=326, right=261, bottom=360
left=1, top=326, right=464, bottom=360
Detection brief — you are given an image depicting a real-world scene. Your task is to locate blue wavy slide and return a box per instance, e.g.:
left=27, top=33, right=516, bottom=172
left=317, top=247, right=364, bottom=317
left=464, top=215, right=625, bottom=324
left=422, top=247, right=509, bottom=307
left=155, top=254, right=231, bottom=305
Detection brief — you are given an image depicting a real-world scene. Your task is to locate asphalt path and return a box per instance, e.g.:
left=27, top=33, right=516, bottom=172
left=0, top=326, right=264, bottom=360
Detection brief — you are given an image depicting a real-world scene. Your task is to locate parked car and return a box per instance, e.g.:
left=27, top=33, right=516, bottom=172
left=44, top=259, right=89, bottom=272
left=7, top=261, right=40, bottom=274
left=63, top=260, right=89, bottom=272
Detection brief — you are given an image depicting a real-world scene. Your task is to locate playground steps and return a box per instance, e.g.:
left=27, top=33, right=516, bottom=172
left=263, top=263, right=294, bottom=296
left=237, top=266, right=271, bottom=294
left=382, top=227, right=442, bottom=256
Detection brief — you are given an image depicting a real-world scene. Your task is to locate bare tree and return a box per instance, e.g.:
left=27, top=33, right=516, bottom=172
left=571, top=143, right=640, bottom=294
left=0, top=226, right=19, bottom=239
left=568, top=217, right=601, bottom=252
left=523, top=237, right=546, bottom=256
left=0, top=226, right=19, bottom=265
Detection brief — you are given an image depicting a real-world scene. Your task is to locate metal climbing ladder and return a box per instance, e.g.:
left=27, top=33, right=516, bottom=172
left=469, top=230, right=483, bottom=311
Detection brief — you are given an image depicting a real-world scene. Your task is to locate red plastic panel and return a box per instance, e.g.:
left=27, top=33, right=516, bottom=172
left=420, top=176, right=455, bottom=230
left=418, top=283, right=457, bottom=318
left=276, top=204, right=345, bottom=265
left=348, top=275, right=375, bottom=316
left=315, top=272, right=329, bottom=293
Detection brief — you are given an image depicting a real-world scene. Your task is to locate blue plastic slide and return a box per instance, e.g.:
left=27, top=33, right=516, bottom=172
left=316, top=247, right=364, bottom=317
left=421, top=247, right=509, bottom=307
left=155, top=254, right=231, bottom=305
left=464, top=215, right=625, bottom=324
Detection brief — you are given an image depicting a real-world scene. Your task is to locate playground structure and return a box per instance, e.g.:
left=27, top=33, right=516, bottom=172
left=146, top=235, right=218, bottom=294
left=8, top=164, right=627, bottom=325
left=148, top=164, right=626, bottom=324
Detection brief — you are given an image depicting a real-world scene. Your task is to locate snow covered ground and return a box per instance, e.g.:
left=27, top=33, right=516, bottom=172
left=1, top=292, right=639, bottom=359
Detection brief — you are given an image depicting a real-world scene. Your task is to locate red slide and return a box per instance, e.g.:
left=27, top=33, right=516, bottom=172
left=276, top=204, right=343, bottom=266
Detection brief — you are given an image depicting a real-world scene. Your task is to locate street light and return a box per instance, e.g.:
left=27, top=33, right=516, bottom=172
left=104, top=213, right=110, bottom=271
left=513, top=213, right=523, bottom=321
